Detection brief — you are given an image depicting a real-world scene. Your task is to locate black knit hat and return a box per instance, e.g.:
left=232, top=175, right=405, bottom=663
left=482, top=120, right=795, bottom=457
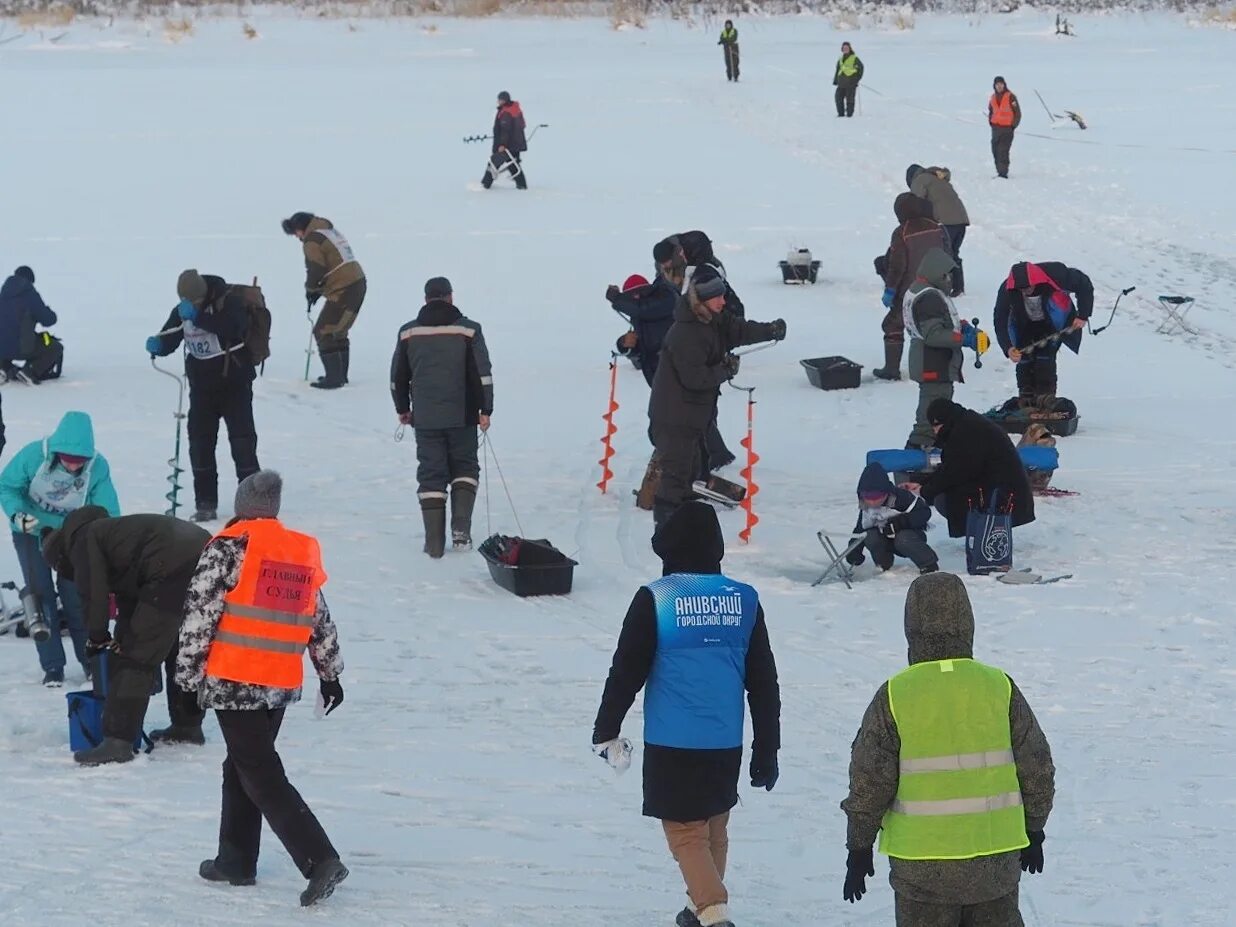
left=652, top=501, right=725, bottom=575
left=424, top=276, right=453, bottom=299
left=497, top=91, right=511, bottom=104
left=926, top=397, right=961, bottom=427
left=14, top=266, right=34, bottom=284
left=281, top=212, right=314, bottom=235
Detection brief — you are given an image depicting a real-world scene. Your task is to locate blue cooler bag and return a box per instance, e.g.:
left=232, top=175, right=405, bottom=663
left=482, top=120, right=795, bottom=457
left=965, top=493, right=1014, bottom=575
left=66, top=652, right=152, bottom=754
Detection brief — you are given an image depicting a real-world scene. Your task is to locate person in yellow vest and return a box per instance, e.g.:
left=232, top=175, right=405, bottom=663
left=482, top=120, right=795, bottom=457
left=718, top=20, right=740, bottom=82
left=175, top=470, right=349, bottom=907
left=833, top=41, right=864, bottom=117
left=840, top=573, right=1055, bottom=925
left=987, top=76, right=1022, bottom=179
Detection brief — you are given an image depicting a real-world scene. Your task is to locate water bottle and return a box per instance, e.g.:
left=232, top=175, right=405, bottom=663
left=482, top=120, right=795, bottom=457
left=20, top=586, right=50, bottom=642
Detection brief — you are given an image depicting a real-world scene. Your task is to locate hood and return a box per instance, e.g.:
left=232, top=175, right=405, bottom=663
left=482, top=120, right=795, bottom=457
left=857, top=462, right=894, bottom=498
left=652, top=501, right=725, bottom=576
left=47, top=411, right=97, bottom=459
left=1005, top=262, right=1059, bottom=293
left=905, top=164, right=924, bottom=188
left=41, top=505, right=109, bottom=577
left=894, top=192, right=932, bottom=223
left=0, top=275, right=35, bottom=301
left=500, top=101, right=523, bottom=119
left=926, top=165, right=951, bottom=182
left=914, top=248, right=958, bottom=290
left=306, top=216, right=333, bottom=233
left=416, top=299, right=463, bottom=326
left=925, top=397, right=963, bottom=431
left=904, top=572, right=975, bottom=664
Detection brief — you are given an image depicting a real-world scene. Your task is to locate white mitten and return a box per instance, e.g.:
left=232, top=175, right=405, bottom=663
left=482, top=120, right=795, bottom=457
left=592, top=737, right=633, bottom=774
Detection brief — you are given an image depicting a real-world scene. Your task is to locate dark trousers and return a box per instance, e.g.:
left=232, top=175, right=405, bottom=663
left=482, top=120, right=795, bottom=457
left=895, top=888, right=1024, bottom=926
left=103, top=653, right=157, bottom=742
left=835, top=85, right=857, bottom=116
left=314, top=278, right=367, bottom=354
left=414, top=426, right=480, bottom=499
left=991, top=126, right=1015, bottom=176
left=1016, top=351, right=1058, bottom=402
left=214, top=708, right=338, bottom=879
left=704, top=411, right=733, bottom=468
left=482, top=150, right=526, bottom=189
left=651, top=422, right=706, bottom=519
left=882, top=299, right=906, bottom=346
left=188, top=377, right=260, bottom=509
left=944, top=225, right=967, bottom=295
left=723, top=44, right=740, bottom=81
left=864, top=528, right=937, bottom=571
left=164, top=637, right=206, bottom=728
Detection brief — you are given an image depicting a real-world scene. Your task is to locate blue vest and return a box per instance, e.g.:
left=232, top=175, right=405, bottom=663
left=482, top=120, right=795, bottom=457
left=643, top=573, right=759, bottom=750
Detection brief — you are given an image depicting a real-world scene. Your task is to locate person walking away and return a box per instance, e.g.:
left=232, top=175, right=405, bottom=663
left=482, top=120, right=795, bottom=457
left=481, top=91, right=528, bottom=190
left=875, top=194, right=951, bottom=381
left=988, top=76, right=1021, bottom=178
left=841, top=573, right=1055, bottom=923
left=834, top=42, right=864, bottom=117
left=593, top=501, right=780, bottom=927
left=0, top=411, right=120, bottom=686
left=0, top=266, right=64, bottom=383
left=904, top=249, right=980, bottom=449
left=175, top=471, right=348, bottom=907
left=41, top=507, right=211, bottom=764
left=845, top=463, right=937, bottom=574
left=146, top=270, right=261, bottom=523
left=906, top=166, right=970, bottom=295
left=647, top=265, right=784, bottom=529
left=281, top=212, right=367, bottom=390
left=719, top=20, right=740, bottom=82
left=390, top=277, right=494, bottom=558
left=993, top=261, right=1093, bottom=411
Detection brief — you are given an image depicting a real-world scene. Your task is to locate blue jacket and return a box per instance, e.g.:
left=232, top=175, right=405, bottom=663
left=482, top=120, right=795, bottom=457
left=0, top=411, right=121, bottom=532
left=607, top=277, right=677, bottom=387
left=0, top=275, right=57, bottom=362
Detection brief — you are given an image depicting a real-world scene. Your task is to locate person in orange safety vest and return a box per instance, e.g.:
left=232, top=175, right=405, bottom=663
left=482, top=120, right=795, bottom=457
left=987, top=76, right=1022, bottom=179
left=175, top=470, right=349, bottom=907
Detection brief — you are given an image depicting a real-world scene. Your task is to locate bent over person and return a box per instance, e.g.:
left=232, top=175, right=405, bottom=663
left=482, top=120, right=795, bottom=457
left=176, top=471, right=349, bottom=907
left=841, top=573, right=1055, bottom=925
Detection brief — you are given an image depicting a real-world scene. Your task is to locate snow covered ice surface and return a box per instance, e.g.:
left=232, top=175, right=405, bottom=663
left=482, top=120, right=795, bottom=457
left=1, top=10, right=1234, bottom=926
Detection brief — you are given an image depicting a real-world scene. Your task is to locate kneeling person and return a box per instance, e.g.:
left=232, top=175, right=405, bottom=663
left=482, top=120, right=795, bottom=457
left=846, top=463, right=937, bottom=574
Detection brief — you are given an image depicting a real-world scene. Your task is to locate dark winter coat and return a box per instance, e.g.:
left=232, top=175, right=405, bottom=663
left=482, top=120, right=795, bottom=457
left=0, top=274, right=57, bottom=362
left=175, top=526, right=343, bottom=711
left=906, top=249, right=964, bottom=385
left=919, top=401, right=1035, bottom=537
left=607, top=277, right=677, bottom=386
left=883, top=194, right=951, bottom=304
left=148, top=274, right=254, bottom=387
left=907, top=166, right=970, bottom=227
left=43, top=507, right=211, bottom=665
left=390, top=300, right=494, bottom=429
left=659, top=231, right=745, bottom=318
left=593, top=502, right=780, bottom=822
left=493, top=101, right=528, bottom=154
left=842, top=573, right=1055, bottom=905
left=994, top=261, right=1094, bottom=356
left=648, top=296, right=779, bottom=433
left=852, top=464, right=931, bottom=535
left=833, top=52, right=864, bottom=89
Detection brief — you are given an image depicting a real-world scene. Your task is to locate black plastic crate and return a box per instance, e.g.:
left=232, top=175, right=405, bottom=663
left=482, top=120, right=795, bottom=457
left=779, top=259, right=821, bottom=284
left=478, top=535, right=578, bottom=597
left=800, top=356, right=862, bottom=391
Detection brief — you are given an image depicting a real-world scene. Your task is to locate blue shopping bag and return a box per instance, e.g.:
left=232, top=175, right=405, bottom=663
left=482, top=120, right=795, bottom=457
left=965, top=491, right=1013, bottom=575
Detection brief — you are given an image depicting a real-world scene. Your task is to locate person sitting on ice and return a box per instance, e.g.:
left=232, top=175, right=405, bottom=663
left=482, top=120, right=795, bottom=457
left=0, top=266, right=63, bottom=383
left=846, top=463, right=938, bottom=575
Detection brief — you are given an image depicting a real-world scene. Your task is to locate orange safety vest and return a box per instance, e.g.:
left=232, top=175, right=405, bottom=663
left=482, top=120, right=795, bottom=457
left=204, top=519, right=327, bottom=690
left=989, top=92, right=1016, bottom=127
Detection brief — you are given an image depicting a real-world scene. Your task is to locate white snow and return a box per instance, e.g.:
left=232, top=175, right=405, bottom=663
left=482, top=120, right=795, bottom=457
left=1, top=10, right=1234, bottom=926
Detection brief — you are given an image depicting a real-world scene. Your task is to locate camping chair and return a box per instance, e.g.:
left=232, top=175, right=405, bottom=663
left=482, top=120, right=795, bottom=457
left=813, top=531, right=864, bottom=589
left=1156, top=295, right=1196, bottom=335
left=486, top=150, right=523, bottom=186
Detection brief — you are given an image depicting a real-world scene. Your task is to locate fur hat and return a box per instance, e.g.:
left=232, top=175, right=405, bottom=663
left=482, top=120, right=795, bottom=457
left=176, top=269, right=208, bottom=306
left=235, top=470, right=283, bottom=520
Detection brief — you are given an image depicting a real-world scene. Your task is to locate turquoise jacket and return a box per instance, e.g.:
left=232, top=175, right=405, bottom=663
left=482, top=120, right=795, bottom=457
left=0, top=411, right=121, bottom=532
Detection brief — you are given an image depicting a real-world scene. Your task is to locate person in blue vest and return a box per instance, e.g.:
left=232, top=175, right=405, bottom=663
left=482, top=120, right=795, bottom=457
left=592, top=501, right=780, bottom=927
left=0, top=411, right=120, bottom=686
left=840, top=572, right=1056, bottom=925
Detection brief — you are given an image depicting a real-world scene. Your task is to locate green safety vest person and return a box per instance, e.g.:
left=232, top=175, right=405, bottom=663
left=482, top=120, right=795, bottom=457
left=840, top=573, right=1056, bottom=922
left=718, top=20, right=740, bottom=82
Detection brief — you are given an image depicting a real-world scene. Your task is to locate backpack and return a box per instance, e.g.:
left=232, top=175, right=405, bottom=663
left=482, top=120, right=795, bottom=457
left=228, top=279, right=272, bottom=370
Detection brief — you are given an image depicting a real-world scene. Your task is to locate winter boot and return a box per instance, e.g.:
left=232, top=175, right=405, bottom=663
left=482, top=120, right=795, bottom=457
left=42, top=668, right=64, bottom=687
left=421, top=499, right=447, bottom=559
left=199, top=859, right=256, bottom=887
left=919, top=562, right=939, bottom=575
left=873, top=342, right=903, bottom=381
left=635, top=452, right=662, bottom=511
left=300, top=857, right=349, bottom=907
left=149, top=724, right=205, bottom=746
left=450, top=481, right=478, bottom=551
left=73, top=736, right=136, bottom=766
left=676, top=909, right=702, bottom=927
left=191, top=507, right=217, bottom=524
left=340, top=346, right=350, bottom=384
left=697, top=904, right=735, bottom=927
left=311, top=351, right=346, bottom=390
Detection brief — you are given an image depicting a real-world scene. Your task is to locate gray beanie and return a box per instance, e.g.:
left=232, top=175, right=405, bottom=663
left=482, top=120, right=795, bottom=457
left=235, top=470, right=283, bottom=520
left=177, top=269, right=208, bottom=306
left=692, top=265, right=727, bottom=302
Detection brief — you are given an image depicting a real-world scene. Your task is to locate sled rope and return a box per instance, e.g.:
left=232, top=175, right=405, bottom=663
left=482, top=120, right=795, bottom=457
left=482, top=432, right=524, bottom=537
left=596, top=354, right=619, bottom=494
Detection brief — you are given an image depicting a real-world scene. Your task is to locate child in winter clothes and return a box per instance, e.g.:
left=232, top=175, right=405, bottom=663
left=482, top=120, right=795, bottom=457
left=846, top=463, right=937, bottom=574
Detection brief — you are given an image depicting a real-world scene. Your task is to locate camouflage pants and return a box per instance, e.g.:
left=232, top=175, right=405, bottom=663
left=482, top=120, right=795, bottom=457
left=314, top=278, right=367, bottom=353
left=895, top=889, right=1024, bottom=927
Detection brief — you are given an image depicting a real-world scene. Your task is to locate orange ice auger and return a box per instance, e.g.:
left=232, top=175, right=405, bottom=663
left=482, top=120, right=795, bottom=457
left=596, top=354, right=619, bottom=494
left=737, top=387, right=759, bottom=543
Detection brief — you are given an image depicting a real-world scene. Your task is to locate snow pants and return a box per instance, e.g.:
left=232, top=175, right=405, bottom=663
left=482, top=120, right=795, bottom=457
left=895, top=888, right=1023, bottom=926
left=651, top=422, right=707, bottom=525
left=102, top=652, right=157, bottom=743
left=13, top=531, right=88, bottom=675
left=910, top=381, right=954, bottom=449
left=188, top=376, right=260, bottom=510
left=944, top=225, right=966, bottom=295
left=483, top=150, right=526, bottom=189
left=991, top=127, right=1015, bottom=177
left=414, top=426, right=480, bottom=502
left=213, top=707, right=338, bottom=879
left=314, top=278, right=367, bottom=354
left=662, top=812, right=730, bottom=916
left=723, top=43, right=740, bottom=81
left=836, top=85, right=858, bottom=117
left=1015, top=350, right=1058, bottom=406
left=864, top=528, right=937, bottom=572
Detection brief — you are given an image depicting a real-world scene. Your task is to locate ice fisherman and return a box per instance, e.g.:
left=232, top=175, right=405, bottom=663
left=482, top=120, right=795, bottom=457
left=481, top=91, right=528, bottom=190
left=845, top=463, right=938, bottom=575
left=718, top=20, right=740, bottom=82
left=987, top=76, right=1021, bottom=179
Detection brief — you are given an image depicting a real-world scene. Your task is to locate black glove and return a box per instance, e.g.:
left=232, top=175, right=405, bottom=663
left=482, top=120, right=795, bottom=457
left=306, top=292, right=322, bottom=309
left=749, top=749, right=779, bottom=791
left=843, top=847, right=875, bottom=903
left=320, top=677, right=344, bottom=715
left=769, top=318, right=787, bottom=341
left=720, top=353, right=741, bottom=380
left=845, top=541, right=866, bottom=566
left=85, top=635, right=115, bottom=656
left=605, top=284, right=620, bottom=301
left=1021, top=830, right=1045, bottom=874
